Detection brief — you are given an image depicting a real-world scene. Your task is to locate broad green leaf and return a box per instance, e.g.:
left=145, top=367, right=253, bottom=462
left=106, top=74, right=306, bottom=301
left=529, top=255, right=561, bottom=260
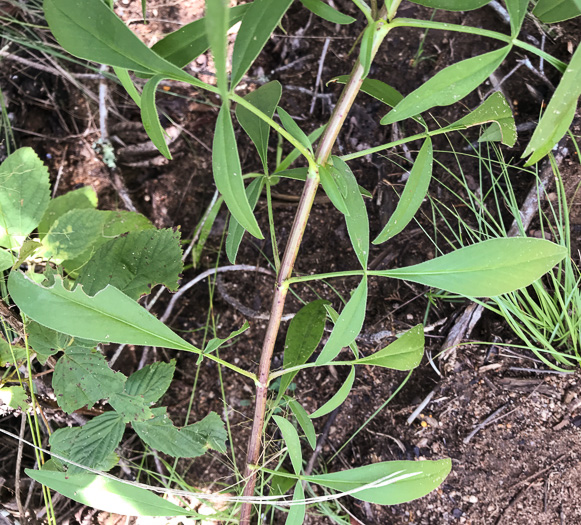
left=275, top=125, right=326, bottom=173
left=524, top=43, right=581, bottom=166
left=38, top=186, right=98, bottom=239
left=109, top=392, right=153, bottom=423
left=0, top=386, right=28, bottom=410
left=152, top=5, right=249, bottom=68
left=76, top=229, right=183, bottom=300
left=190, top=411, right=227, bottom=453
left=381, top=46, right=510, bottom=125
left=285, top=482, right=306, bottom=525
left=43, top=0, right=197, bottom=84
left=304, top=458, right=452, bottom=504
left=310, top=367, right=355, bottom=418
left=359, top=23, right=375, bottom=79
left=273, top=415, right=303, bottom=475
left=319, top=164, right=349, bottom=216
left=316, top=278, right=367, bottom=365
left=231, top=0, right=294, bottom=88
left=25, top=470, right=191, bottom=516
left=441, top=92, right=516, bottom=147
left=0, top=147, right=50, bottom=248
left=113, top=67, right=141, bottom=108
left=378, top=238, right=567, bottom=297
left=8, top=272, right=200, bottom=353
left=205, top=0, right=229, bottom=97
left=279, top=300, right=329, bottom=399
left=409, top=0, right=491, bottom=10
left=0, top=339, right=27, bottom=366
left=332, top=157, right=369, bottom=268
left=352, top=325, right=424, bottom=370
left=125, top=360, right=176, bottom=405
left=277, top=107, right=313, bottom=154
left=53, top=347, right=126, bottom=413
left=236, top=82, right=282, bottom=171
left=506, top=0, right=529, bottom=35
left=141, top=75, right=171, bottom=159
left=226, top=177, right=264, bottom=263
left=374, top=138, right=433, bottom=244
left=27, top=322, right=79, bottom=364
left=299, top=0, right=356, bottom=24
left=288, top=399, right=317, bottom=450
left=203, top=322, right=250, bottom=355
left=0, top=248, right=14, bottom=271
left=213, top=105, right=263, bottom=239
left=50, top=412, right=125, bottom=474
left=533, top=0, right=581, bottom=23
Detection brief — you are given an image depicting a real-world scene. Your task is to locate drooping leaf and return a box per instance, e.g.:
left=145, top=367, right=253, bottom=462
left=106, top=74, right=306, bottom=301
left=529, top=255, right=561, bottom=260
left=319, top=164, right=349, bottom=216
left=316, top=278, right=367, bottom=365
left=533, top=0, right=581, bottom=23
left=25, top=470, right=191, bottom=516
left=304, top=458, right=452, bottom=504
left=408, top=0, right=491, bottom=10
left=300, top=0, right=355, bottom=24
left=505, top=0, right=529, bottom=35
left=310, top=367, right=355, bottom=418
left=378, top=238, right=567, bottom=297
left=213, top=105, right=263, bottom=239
left=205, top=0, right=229, bottom=97
left=230, top=0, right=294, bottom=88
left=277, top=107, right=313, bottom=154
left=125, top=360, right=176, bottom=405
left=113, top=67, right=141, bottom=108
left=374, top=138, right=433, bottom=244
left=381, top=46, right=511, bottom=125
left=288, top=399, right=317, bottom=450
left=352, top=325, right=424, bottom=370
left=285, top=482, right=306, bottom=525
left=273, top=415, right=303, bottom=475
left=0, top=147, right=50, bottom=248
left=141, top=75, right=171, bottom=159
left=0, top=386, right=28, bottom=410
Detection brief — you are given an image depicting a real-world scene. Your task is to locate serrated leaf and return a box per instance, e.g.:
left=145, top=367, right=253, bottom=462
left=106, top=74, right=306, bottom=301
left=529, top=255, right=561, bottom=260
left=408, top=0, right=491, bottom=10
left=53, top=347, right=126, bottom=413
left=506, top=0, right=529, bottom=35
left=277, top=107, right=313, bottom=154
left=205, top=0, right=229, bottom=97
left=374, top=138, right=433, bottom=244
left=0, top=385, right=28, bottom=410
left=310, top=367, right=355, bottom=418
left=76, top=229, right=183, bottom=300
left=316, top=278, right=367, bottom=365
left=109, top=392, right=153, bottom=423
left=285, top=482, right=306, bottom=525
left=27, top=322, right=76, bottom=364
left=141, top=75, right=171, bottom=159
left=381, top=46, right=510, bottom=125
left=533, top=0, right=581, bottom=23
left=273, top=415, right=303, bottom=475
left=300, top=0, right=355, bottom=24
left=288, top=399, right=317, bottom=450
left=378, top=238, right=567, bottom=296
left=304, top=458, right=452, bottom=504
left=0, top=147, right=50, bottom=248
left=125, top=360, right=176, bottom=405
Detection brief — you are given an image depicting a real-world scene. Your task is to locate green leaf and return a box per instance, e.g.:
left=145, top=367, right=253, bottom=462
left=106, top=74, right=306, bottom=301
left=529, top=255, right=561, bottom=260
left=332, top=157, right=369, bottom=268
left=288, top=399, right=317, bottom=450
left=226, top=177, right=264, bottom=263
left=277, top=107, right=313, bottom=154
left=408, top=0, right=491, bottom=10
left=8, top=272, right=200, bottom=352
left=273, top=415, right=303, bottom=475
left=125, top=360, right=176, bottom=405
left=113, top=67, right=141, bottom=108
left=0, top=339, right=27, bottom=366
left=236, top=82, right=282, bottom=171
left=381, top=46, right=511, bottom=125
left=316, top=278, right=367, bottom=365
left=285, top=482, right=306, bottom=525
left=319, top=164, right=349, bottom=216
left=0, top=248, right=14, bottom=271
left=523, top=43, right=581, bottom=166
left=231, top=0, right=294, bottom=88
left=151, top=5, right=249, bottom=69
left=25, top=470, right=191, bottom=516
left=533, top=0, right=581, bottom=23
left=279, top=300, right=329, bottom=400
left=76, top=229, right=183, bottom=300
left=374, top=138, right=433, bottom=244
left=378, top=238, right=567, bottom=297
left=141, top=75, right=171, bottom=159
left=213, top=105, right=263, bottom=239
left=334, top=76, right=403, bottom=108
left=310, top=367, right=355, bottom=418
left=0, top=386, right=28, bottom=410
left=352, top=325, right=424, bottom=370
left=299, top=0, right=356, bottom=24
left=270, top=468, right=297, bottom=496
left=506, top=0, right=529, bottom=35
left=275, top=125, right=326, bottom=173
left=27, top=322, right=80, bottom=364
left=359, top=23, right=375, bottom=79
left=0, top=147, right=50, bottom=248
left=203, top=322, right=250, bottom=355
left=38, top=186, right=98, bottom=239
left=53, top=347, right=126, bottom=413
left=50, top=412, right=125, bottom=474
left=192, top=196, right=223, bottom=268
left=109, top=392, right=153, bottom=423
left=205, top=0, right=229, bottom=97
left=304, top=458, right=452, bottom=504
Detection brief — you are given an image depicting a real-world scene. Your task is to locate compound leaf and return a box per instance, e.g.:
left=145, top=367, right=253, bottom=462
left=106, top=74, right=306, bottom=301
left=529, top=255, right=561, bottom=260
left=505, top=0, right=529, bottom=35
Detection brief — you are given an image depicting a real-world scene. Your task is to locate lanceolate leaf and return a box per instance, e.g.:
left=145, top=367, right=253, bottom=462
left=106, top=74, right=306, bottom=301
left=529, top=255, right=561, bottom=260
left=533, top=0, right=581, bottom=23
left=310, top=367, right=355, bottom=418
left=25, top=470, right=191, bottom=516
left=141, top=75, right=171, bottom=159
left=374, top=138, right=433, bottom=244
left=205, top=0, right=229, bottom=97
left=288, top=399, right=317, bottom=450
left=382, top=46, right=511, bottom=125
left=273, top=415, right=303, bottom=475
left=359, top=23, right=375, bottom=79
left=408, top=0, right=491, bottom=10
left=334, top=76, right=403, bottom=108
left=285, top=483, right=306, bottom=525
left=377, top=238, right=567, bottom=297
left=113, top=67, right=142, bottom=108
left=213, top=105, right=263, bottom=239
left=277, top=107, right=313, bottom=154
left=231, top=0, right=294, bottom=88
left=300, top=0, right=355, bottom=24
left=319, top=164, right=349, bottom=216
left=506, top=0, right=529, bottom=35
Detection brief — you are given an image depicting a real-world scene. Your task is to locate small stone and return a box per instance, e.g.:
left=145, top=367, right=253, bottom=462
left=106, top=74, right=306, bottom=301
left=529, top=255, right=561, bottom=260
left=469, top=495, right=478, bottom=504
left=452, top=508, right=463, bottom=518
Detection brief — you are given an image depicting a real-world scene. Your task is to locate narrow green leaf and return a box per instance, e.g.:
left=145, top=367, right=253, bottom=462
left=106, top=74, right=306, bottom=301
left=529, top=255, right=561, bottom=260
left=275, top=125, right=326, bottom=173
left=26, top=470, right=191, bottom=516
left=285, top=483, right=306, bottom=525
left=277, top=107, right=313, bottom=154
left=192, top=196, right=223, bottom=268
left=319, top=164, right=349, bottom=216
left=381, top=46, right=511, bottom=125
left=310, top=367, right=355, bottom=418
left=374, top=138, right=433, bottom=244
left=141, top=75, right=171, bottom=159
left=304, top=458, right=452, bottom=504
left=231, top=0, right=294, bottom=88
left=273, top=415, right=303, bottom=475
left=205, top=0, right=229, bottom=97
left=353, top=325, right=424, bottom=370
left=288, top=399, right=317, bottom=450
left=213, top=105, right=263, bottom=239
left=533, top=0, right=581, bottom=23
left=203, top=322, right=250, bottom=355
left=334, top=76, right=403, bottom=107
left=236, top=82, right=282, bottom=171
left=125, top=360, right=176, bottom=405
left=8, top=272, right=200, bottom=352
left=408, top=0, right=491, bottom=10
left=524, top=43, right=581, bottom=166
left=506, top=0, right=529, bottom=35
left=316, top=278, right=367, bottom=365
left=113, top=67, right=141, bottom=108
left=359, top=23, right=375, bottom=79
left=299, top=0, right=356, bottom=24
left=378, top=238, right=567, bottom=297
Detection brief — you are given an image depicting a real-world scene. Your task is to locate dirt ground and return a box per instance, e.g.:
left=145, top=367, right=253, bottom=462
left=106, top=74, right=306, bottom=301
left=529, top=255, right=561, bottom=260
left=1, top=1, right=581, bottom=524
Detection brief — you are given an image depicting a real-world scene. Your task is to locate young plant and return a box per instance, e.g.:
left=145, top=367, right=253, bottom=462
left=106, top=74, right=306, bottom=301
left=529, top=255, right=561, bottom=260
left=3, top=0, right=579, bottom=523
